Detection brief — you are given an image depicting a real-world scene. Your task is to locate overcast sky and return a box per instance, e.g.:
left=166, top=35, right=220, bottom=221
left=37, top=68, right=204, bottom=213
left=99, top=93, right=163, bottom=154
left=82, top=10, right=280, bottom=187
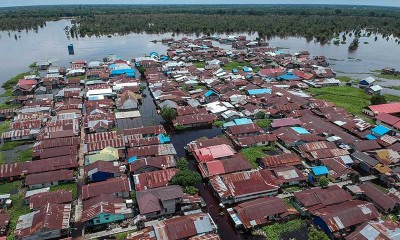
left=1, top=0, right=400, bottom=8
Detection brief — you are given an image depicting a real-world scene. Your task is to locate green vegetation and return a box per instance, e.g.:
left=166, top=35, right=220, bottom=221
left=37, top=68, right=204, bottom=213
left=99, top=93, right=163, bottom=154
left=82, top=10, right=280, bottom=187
left=194, top=85, right=207, bottom=90
left=137, top=65, right=146, bottom=75
left=283, top=185, right=301, bottom=193
left=0, top=121, right=10, bottom=135
left=113, top=231, right=134, bottom=240
left=308, top=228, right=330, bottom=240
left=6, top=192, right=30, bottom=240
left=240, top=146, right=271, bottom=168
left=371, top=95, right=387, bottom=105
left=170, top=158, right=202, bottom=190
left=193, top=62, right=205, bottom=68
left=50, top=182, right=78, bottom=199
left=3, top=6, right=400, bottom=43
left=212, top=120, right=225, bottom=128
left=0, top=141, right=31, bottom=151
left=1, top=72, right=30, bottom=91
left=160, top=107, right=177, bottom=122
left=184, top=186, right=199, bottom=195
left=14, top=149, right=32, bottom=163
left=0, top=152, right=6, bottom=164
left=319, top=176, right=329, bottom=188
left=174, top=124, right=186, bottom=131
left=223, top=61, right=249, bottom=71
left=389, top=86, right=400, bottom=90
left=373, top=70, right=400, bottom=80
left=67, top=75, right=86, bottom=80
left=263, top=219, right=306, bottom=240
left=381, top=213, right=399, bottom=222
left=255, top=111, right=266, bottom=119
left=306, top=86, right=371, bottom=116
left=130, top=191, right=136, bottom=202
left=255, top=119, right=272, bottom=128
left=0, top=180, right=22, bottom=194
left=336, top=76, right=353, bottom=82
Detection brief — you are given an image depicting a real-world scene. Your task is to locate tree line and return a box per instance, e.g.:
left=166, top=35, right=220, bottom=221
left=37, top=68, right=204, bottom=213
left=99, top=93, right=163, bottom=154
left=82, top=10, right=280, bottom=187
left=1, top=5, right=400, bottom=42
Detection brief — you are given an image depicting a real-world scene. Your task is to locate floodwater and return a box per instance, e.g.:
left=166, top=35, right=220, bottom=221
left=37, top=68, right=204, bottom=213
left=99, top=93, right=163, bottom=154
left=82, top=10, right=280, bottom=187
left=2, top=19, right=400, bottom=239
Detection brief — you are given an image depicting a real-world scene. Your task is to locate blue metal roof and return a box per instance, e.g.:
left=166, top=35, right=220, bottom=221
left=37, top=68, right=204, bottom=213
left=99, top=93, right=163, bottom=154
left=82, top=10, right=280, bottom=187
left=223, top=121, right=236, bottom=128
left=247, top=89, right=272, bottom=95
left=312, top=166, right=329, bottom=176
left=205, top=90, right=219, bottom=97
left=371, top=125, right=390, bottom=136
left=128, top=156, right=137, bottom=164
left=291, top=127, right=310, bottom=135
left=365, top=134, right=378, bottom=140
left=242, top=67, right=252, bottom=72
left=275, top=50, right=285, bottom=55
left=234, top=118, right=253, bottom=125
left=110, top=69, right=135, bottom=76
left=277, top=72, right=300, bottom=81
left=158, top=134, right=170, bottom=144
left=232, top=68, right=238, bottom=73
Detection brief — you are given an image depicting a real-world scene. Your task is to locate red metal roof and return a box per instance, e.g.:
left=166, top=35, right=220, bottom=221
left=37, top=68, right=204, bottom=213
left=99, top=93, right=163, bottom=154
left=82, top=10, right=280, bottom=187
left=25, top=170, right=74, bottom=186
left=29, top=190, right=73, bottom=210
left=262, top=153, right=302, bottom=168
left=376, top=112, right=400, bottom=126
left=293, top=185, right=352, bottom=208
left=81, top=177, right=131, bottom=200
left=271, top=117, right=302, bottom=128
left=369, top=103, right=400, bottom=115
left=194, top=144, right=236, bottom=163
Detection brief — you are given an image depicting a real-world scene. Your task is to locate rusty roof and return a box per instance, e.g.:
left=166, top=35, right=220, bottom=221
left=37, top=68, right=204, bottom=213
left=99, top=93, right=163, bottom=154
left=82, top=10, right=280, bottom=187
left=33, top=137, right=80, bottom=150
left=85, top=138, right=125, bottom=153
left=353, top=140, right=382, bottom=152
left=209, top=169, right=279, bottom=199
left=233, top=134, right=277, bottom=147
left=359, top=182, right=398, bottom=212
left=129, top=155, right=176, bottom=173
left=29, top=190, right=73, bottom=210
left=346, top=220, right=400, bottom=240
left=81, top=177, right=131, bottom=200
left=15, top=203, right=72, bottom=239
left=262, top=153, right=302, bottom=168
left=201, top=154, right=253, bottom=177
left=84, top=161, right=123, bottom=177
left=0, top=155, right=77, bottom=179
left=133, top=168, right=179, bottom=191
left=25, top=170, right=74, bottom=186
left=32, top=145, right=78, bottom=159
left=81, top=201, right=132, bottom=222
left=174, top=113, right=216, bottom=125
left=177, top=106, right=208, bottom=116
left=232, top=196, right=291, bottom=229
left=189, top=234, right=221, bottom=240
left=228, top=123, right=263, bottom=135
left=128, top=144, right=177, bottom=158
left=313, top=200, right=379, bottom=234
left=118, top=125, right=166, bottom=136
left=85, top=131, right=118, bottom=143
left=293, top=185, right=353, bottom=208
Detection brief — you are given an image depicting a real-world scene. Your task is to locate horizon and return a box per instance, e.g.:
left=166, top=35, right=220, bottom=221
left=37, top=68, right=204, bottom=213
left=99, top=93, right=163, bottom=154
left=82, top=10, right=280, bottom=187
left=1, top=0, right=400, bottom=8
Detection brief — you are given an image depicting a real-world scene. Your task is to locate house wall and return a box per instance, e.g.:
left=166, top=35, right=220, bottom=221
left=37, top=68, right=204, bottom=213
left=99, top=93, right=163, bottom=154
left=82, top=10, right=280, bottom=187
left=29, top=181, right=60, bottom=190
left=220, top=189, right=279, bottom=205
left=18, top=229, right=62, bottom=240
left=90, top=172, right=115, bottom=182
left=89, top=212, right=125, bottom=226
left=313, top=216, right=334, bottom=239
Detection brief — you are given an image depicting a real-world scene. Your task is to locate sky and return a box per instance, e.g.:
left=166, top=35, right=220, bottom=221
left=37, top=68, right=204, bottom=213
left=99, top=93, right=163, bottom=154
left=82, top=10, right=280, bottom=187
left=0, top=0, right=400, bottom=8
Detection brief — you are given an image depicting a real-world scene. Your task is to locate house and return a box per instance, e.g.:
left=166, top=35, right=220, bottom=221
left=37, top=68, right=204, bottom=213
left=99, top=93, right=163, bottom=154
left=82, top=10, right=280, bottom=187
left=345, top=220, right=400, bottom=240
left=232, top=133, right=277, bottom=148
left=359, top=76, right=376, bottom=88
left=227, top=196, right=297, bottom=229
left=371, top=125, right=392, bottom=137
left=308, top=166, right=329, bottom=185
left=81, top=177, right=131, bottom=200
left=270, top=166, right=307, bottom=187
left=186, top=137, right=232, bottom=154
left=259, top=153, right=303, bottom=169
left=293, top=185, right=353, bottom=216
left=320, top=157, right=353, bottom=182
left=227, top=123, right=263, bottom=137
left=133, top=168, right=179, bottom=191
left=358, top=182, right=399, bottom=213
left=86, top=146, right=120, bottom=165
left=116, top=90, right=142, bottom=110
left=0, top=214, right=9, bottom=236
left=81, top=195, right=133, bottom=226
left=151, top=213, right=217, bottom=239
left=209, top=169, right=279, bottom=204
left=313, top=200, right=379, bottom=239
left=136, top=185, right=184, bottom=219
left=128, top=144, right=177, bottom=158
left=193, top=144, right=236, bottom=163
left=197, top=154, right=253, bottom=178
left=28, top=190, right=73, bottom=210
left=14, top=203, right=72, bottom=240
left=173, top=113, right=216, bottom=128
left=84, top=161, right=125, bottom=182
left=129, top=155, right=176, bottom=174
left=25, top=170, right=75, bottom=190
left=366, top=85, right=382, bottom=95
left=363, top=102, right=400, bottom=117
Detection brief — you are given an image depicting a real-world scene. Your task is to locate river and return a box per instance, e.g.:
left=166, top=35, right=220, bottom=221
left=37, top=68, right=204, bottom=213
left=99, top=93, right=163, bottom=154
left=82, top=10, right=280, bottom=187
left=2, top=19, right=400, bottom=239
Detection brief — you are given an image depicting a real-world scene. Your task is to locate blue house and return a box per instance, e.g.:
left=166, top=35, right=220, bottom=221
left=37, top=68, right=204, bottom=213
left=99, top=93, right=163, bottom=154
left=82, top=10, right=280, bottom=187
left=242, top=67, right=252, bottom=72
left=371, top=125, right=391, bottom=137
left=247, top=88, right=272, bottom=95
left=308, top=166, right=329, bottom=184
left=359, top=76, right=376, bottom=88
left=110, top=68, right=135, bottom=77
left=223, top=118, right=253, bottom=128
left=291, top=127, right=310, bottom=135
left=277, top=72, right=301, bottom=81
left=84, top=161, right=123, bottom=182
left=232, top=68, right=239, bottom=74
left=81, top=195, right=133, bottom=226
